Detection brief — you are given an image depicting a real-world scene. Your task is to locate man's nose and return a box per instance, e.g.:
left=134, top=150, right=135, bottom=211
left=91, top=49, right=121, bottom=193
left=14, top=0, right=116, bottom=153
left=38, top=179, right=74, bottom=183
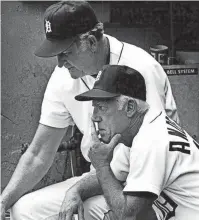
left=92, top=111, right=102, bottom=122
left=57, top=54, right=65, bottom=67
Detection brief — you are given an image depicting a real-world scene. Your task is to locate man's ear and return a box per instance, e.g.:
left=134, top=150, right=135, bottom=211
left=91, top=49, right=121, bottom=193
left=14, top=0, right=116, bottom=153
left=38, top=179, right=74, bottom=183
left=87, top=35, right=98, bottom=53
left=126, top=99, right=137, bottom=117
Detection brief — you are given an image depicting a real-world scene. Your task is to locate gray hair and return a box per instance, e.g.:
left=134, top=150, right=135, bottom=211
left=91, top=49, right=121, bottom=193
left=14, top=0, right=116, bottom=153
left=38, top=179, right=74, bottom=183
left=77, top=22, right=104, bottom=51
left=116, top=95, right=149, bottom=113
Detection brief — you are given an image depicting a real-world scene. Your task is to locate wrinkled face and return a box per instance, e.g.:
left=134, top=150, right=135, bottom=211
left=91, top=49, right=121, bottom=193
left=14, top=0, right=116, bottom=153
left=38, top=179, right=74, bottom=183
left=92, top=99, right=130, bottom=143
left=63, top=60, right=85, bottom=79
left=57, top=38, right=97, bottom=75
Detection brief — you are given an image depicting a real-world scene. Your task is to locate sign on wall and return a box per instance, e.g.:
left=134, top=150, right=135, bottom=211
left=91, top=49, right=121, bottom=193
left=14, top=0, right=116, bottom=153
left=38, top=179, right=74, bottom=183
left=163, top=67, right=198, bottom=76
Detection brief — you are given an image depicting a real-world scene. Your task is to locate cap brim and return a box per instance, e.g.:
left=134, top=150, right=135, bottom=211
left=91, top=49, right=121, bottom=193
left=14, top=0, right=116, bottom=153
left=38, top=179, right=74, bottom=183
left=34, top=38, right=74, bottom=57
left=75, top=89, right=119, bottom=101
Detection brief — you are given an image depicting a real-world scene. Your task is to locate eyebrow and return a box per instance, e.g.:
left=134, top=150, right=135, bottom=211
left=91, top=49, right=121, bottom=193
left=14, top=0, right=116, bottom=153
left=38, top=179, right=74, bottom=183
left=62, top=37, right=77, bottom=55
left=93, top=100, right=108, bottom=107
left=62, top=50, right=72, bottom=55
left=92, top=101, right=100, bottom=107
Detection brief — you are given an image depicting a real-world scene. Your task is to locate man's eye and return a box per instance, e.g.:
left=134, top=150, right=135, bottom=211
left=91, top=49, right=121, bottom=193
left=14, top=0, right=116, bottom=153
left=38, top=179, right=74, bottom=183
left=99, top=106, right=106, bottom=111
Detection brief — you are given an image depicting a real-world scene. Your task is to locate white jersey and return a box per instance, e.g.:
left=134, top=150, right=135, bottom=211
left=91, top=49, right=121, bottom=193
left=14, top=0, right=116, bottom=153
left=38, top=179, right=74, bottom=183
left=111, top=110, right=199, bottom=220
left=40, top=34, right=179, bottom=161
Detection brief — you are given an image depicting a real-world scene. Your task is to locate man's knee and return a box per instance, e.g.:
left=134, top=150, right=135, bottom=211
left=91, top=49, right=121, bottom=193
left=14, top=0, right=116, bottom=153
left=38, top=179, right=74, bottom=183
left=83, top=195, right=109, bottom=220
left=10, top=193, right=34, bottom=220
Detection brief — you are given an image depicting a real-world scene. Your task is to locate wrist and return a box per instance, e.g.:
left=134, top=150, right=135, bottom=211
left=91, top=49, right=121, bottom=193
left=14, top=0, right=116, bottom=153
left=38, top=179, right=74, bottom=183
left=1, top=194, right=8, bottom=211
left=65, top=185, right=82, bottom=205
left=96, top=164, right=111, bottom=174
left=1, top=199, right=7, bottom=212
left=68, top=183, right=80, bottom=196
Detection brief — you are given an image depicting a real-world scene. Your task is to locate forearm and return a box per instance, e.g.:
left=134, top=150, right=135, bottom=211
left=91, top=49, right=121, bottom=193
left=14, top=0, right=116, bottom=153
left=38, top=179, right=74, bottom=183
left=73, top=170, right=103, bottom=201
left=1, top=150, right=54, bottom=210
left=96, top=166, right=126, bottom=220
left=96, top=166, right=156, bottom=220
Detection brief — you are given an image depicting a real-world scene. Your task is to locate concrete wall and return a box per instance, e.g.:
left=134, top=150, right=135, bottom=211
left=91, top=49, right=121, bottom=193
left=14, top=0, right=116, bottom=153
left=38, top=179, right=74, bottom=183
left=1, top=1, right=110, bottom=192
left=1, top=1, right=70, bottom=191
left=1, top=1, right=199, bottom=192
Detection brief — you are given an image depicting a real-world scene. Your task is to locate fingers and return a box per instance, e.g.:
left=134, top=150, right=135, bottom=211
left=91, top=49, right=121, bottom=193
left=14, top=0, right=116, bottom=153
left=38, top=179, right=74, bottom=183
left=90, top=119, right=99, bottom=141
left=109, top=134, right=121, bottom=149
left=58, top=210, right=72, bottom=220
left=78, top=203, right=85, bottom=220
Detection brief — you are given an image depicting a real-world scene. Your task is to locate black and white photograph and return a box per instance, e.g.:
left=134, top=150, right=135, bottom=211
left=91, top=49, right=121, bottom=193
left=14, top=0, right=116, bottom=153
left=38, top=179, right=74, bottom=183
left=1, top=1, right=199, bottom=220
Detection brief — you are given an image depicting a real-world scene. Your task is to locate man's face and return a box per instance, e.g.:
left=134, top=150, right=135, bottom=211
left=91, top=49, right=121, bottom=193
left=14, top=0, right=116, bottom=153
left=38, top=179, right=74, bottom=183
left=57, top=38, right=97, bottom=76
left=92, top=99, right=129, bottom=143
left=63, top=60, right=85, bottom=79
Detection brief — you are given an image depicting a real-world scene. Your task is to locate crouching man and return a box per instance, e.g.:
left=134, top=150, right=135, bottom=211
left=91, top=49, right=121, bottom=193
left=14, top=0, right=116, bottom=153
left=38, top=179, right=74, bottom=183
left=75, top=65, right=199, bottom=220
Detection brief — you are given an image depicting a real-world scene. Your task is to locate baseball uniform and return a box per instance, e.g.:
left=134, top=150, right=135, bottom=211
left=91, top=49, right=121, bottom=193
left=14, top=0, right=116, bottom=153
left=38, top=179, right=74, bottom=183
left=40, top=34, right=179, bottom=161
left=120, top=110, right=199, bottom=220
left=11, top=34, right=180, bottom=220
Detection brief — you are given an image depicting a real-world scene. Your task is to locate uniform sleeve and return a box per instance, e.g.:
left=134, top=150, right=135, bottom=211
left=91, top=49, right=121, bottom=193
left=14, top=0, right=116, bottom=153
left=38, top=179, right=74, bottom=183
left=110, top=144, right=130, bottom=182
left=39, top=67, right=75, bottom=128
left=123, top=138, right=170, bottom=196
left=152, top=62, right=180, bottom=124
left=164, top=77, right=180, bottom=124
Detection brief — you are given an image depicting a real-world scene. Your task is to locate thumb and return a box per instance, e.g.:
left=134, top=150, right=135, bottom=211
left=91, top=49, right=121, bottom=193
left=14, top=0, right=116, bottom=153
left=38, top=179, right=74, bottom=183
left=78, top=203, right=85, bottom=220
left=109, top=134, right=121, bottom=149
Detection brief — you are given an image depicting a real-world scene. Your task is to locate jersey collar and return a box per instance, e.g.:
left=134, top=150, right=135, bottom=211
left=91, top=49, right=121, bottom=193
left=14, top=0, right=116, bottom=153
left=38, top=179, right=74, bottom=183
left=105, top=34, right=124, bottom=65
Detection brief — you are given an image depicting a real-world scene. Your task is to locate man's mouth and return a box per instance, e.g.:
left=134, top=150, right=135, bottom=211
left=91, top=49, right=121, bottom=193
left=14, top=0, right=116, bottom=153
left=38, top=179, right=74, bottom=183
left=68, top=67, right=75, bottom=71
left=64, top=64, right=74, bottom=70
left=98, top=129, right=105, bottom=137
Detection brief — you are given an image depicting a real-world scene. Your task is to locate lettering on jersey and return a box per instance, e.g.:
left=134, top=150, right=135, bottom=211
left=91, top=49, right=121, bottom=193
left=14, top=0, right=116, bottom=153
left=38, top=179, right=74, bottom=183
left=153, top=192, right=178, bottom=220
left=193, top=139, right=199, bottom=150
left=166, top=116, right=188, bottom=141
left=169, top=141, right=190, bottom=154
left=167, top=128, right=188, bottom=142
left=166, top=116, right=190, bottom=154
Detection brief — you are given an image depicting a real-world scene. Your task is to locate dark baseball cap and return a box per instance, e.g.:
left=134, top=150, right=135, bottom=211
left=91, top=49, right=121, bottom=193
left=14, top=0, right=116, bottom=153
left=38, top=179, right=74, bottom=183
left=34, top=1, right=99, bottom=57
left=75, top=65, right=146, bottom=101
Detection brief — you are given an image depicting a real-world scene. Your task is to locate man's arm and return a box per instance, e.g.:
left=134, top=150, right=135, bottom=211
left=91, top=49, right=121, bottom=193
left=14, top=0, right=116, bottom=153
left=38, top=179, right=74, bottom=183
left=58, top=158, right=103, bottom=220
left=1, top=124, right=68, bottom=212
left=76, top=170, right=103, bottom=201
left=96, top=165, right=156, bottom=220
left=58, top=169, right=104, bottom=220
left=88, top=120, right=157, bottom=220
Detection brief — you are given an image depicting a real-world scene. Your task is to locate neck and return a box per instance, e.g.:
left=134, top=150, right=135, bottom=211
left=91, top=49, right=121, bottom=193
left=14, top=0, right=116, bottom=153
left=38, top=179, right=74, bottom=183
left=94, top=36, right=109, bottom=73
left=120, top=110, right=148, bottom=147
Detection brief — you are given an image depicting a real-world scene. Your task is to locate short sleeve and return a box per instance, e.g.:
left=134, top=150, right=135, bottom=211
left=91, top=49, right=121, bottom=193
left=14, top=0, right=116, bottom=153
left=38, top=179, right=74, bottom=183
left=110, top=144, right=130, bottom=182
left=39, top=67, right=75, bottom=128
left=40, top=98, right=74, bottom=128
left=164, top=77, right=180, bottom=124
left=123, top=138, right=169, bottom=196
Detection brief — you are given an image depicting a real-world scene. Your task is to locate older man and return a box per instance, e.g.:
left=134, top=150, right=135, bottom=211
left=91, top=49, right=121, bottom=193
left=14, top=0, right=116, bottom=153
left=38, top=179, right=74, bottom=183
left=75, top=65, right=199, bottom=220
left=1, top=1, right=179, bottom=220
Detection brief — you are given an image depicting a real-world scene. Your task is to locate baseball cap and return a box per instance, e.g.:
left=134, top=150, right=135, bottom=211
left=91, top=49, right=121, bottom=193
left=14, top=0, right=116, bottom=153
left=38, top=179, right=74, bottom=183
left=75, top=65, right=146, bottom=101
left=34, top=1, right=99, bottom=57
